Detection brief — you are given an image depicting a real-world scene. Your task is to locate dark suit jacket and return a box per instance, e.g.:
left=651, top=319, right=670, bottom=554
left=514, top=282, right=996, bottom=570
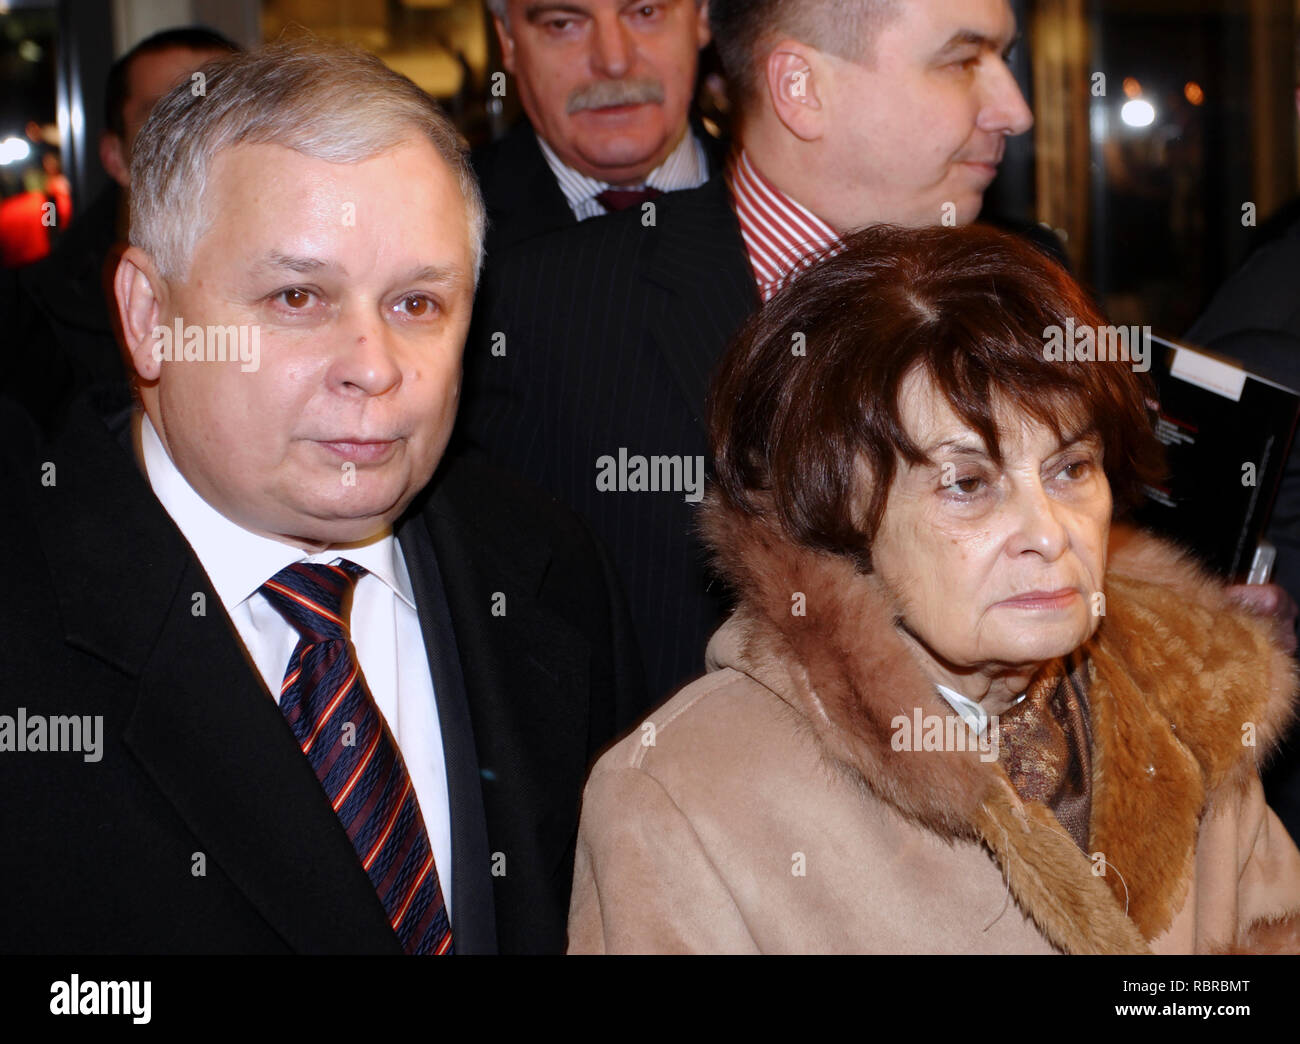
left=471, top=118, right=728, bottom=260
left=458, top=176, right=757, bottom=705
left=0, top=392, right=645, bottom=954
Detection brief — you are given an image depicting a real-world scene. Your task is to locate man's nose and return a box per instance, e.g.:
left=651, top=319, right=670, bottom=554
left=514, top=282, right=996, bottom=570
left=978, top=61, right=1034, bottom=137
left=330, top=309, right=403, bottom=397
left=590, top=13, right=633, bottom=77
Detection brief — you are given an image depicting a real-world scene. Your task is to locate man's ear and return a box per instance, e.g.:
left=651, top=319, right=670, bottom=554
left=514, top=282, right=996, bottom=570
left=99, top=130, right=130, bottom=189
left=765, top=43, right=827, bottom=143
left=492, top=14, right=517, bottom=75
left=114, top=246, right=166, bottom=382
left=696, top=1, right=712, bottom=48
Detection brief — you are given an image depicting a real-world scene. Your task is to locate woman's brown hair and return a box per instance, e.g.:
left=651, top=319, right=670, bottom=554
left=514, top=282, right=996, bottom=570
left=707, top=223, right=1164, bottom=572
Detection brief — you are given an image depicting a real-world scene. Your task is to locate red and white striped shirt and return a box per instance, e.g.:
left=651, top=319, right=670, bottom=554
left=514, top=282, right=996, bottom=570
left=725, top=149, right=843, bottom=302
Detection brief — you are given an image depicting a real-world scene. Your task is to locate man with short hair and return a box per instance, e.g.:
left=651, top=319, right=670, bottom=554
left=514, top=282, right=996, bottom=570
left=474, top=0, right=721, bottom=255
left=0, top=40, right=643, bottom=955
left=461, top=0, right=1034, bottom=703
left=7, top=27, right=239, bottom=426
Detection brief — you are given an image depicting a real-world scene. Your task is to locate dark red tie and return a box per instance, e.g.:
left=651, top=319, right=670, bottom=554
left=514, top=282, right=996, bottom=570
left=596, top=186, right=662, bottom=212
left=260, top=560, right=452, bottom=955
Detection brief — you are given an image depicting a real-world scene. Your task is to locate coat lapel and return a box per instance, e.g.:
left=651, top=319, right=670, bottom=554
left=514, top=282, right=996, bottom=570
left=396, top=508, right=497, bottom=954
left=477, top=121, right=576, bottom=253
left=34, top=404, right=402, bottom=953
left=638, top=178, right=759, bottom=429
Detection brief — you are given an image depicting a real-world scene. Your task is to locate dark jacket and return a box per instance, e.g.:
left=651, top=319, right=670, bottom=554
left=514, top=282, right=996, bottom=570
left=471, top=117, right=727, bottom=260
left=458, top=176, right=756, bottom=705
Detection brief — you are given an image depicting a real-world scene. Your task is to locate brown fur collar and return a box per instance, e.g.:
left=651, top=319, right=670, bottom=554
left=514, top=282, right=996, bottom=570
left=700, top=496, right=1298, bottom=953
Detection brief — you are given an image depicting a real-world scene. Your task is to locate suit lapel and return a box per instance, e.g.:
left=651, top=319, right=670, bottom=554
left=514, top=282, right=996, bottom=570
left=34, top=404, right=402, bottom=953
left=638, top=177, right=759, bottom=429
left=396, top=510, right=498, bottom=954
left=479, top=122, right=576, bottom=251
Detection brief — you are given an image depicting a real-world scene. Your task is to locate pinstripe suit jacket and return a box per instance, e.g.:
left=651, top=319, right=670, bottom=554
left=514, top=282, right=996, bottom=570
left=458, top=176, right=759, bottom=707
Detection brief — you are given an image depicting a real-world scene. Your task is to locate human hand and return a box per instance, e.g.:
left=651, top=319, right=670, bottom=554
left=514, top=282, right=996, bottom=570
left=1225, top=582, right=1298, bottom=655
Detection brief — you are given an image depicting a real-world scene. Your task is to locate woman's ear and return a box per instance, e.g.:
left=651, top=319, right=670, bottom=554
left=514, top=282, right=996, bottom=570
left=114, top=246, right=166, bottom=382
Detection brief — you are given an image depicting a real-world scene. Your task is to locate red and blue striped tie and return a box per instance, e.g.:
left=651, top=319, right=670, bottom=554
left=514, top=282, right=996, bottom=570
left=260, top=560, right=453, bottom=955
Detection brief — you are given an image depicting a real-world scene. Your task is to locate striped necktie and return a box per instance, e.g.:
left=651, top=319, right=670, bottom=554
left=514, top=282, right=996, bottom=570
left=260, top=560, right=452, bottom=955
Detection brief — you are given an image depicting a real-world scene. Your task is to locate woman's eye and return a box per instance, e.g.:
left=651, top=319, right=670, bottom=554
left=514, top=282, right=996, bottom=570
left=945, top=473, right=985, bottom=496
left=1057, top=458, right=1093, bottom=481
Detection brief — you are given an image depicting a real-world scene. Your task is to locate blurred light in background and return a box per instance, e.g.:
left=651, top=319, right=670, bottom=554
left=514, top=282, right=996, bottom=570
left=1121, top=98, right=1157, bottom=128
left=0, top=137, right=32, bottom=165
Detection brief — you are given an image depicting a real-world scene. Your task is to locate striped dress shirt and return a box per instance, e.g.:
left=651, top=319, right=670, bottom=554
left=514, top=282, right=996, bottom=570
left=536, top=129, right=709, bottom=221
left=725, top=149, right=844, bottom=301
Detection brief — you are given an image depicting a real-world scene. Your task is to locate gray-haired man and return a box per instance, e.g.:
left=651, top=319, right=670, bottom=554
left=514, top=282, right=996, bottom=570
left=474, top=0, right=721, bottom=255
left=0, top=39, right=644, bottom=955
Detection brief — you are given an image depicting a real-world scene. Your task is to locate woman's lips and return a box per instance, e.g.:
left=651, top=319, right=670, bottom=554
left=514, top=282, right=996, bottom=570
left=995, top=588, right=1080, bottom=611
left=317, top=439, right=399, bottom=464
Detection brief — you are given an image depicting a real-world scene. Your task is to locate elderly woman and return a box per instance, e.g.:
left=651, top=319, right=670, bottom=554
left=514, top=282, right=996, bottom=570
left=566, top=224, right=1300, bottom=954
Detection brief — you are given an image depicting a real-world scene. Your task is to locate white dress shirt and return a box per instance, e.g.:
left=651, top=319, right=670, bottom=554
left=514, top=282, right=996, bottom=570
left=536, top=127, right=709, bottom=221
left=139, top=415, right=453, bottom=916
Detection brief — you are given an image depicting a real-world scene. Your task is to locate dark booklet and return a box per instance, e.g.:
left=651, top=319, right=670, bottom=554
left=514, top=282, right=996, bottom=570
left=1135, top=334, right=1300, bottom=581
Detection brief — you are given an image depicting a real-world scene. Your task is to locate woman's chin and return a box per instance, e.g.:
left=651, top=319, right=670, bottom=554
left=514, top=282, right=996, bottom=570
left=984, top=622, right=1095, bottom=668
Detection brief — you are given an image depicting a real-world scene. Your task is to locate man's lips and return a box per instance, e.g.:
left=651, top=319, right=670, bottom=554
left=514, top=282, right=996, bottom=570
left=315, top=438, right=400, bottom=464
left=575, top=102, right=654, bottom=116
left=994, top=588, right=1081, bottom=610
left=959, top=158, right=1003, bottom=181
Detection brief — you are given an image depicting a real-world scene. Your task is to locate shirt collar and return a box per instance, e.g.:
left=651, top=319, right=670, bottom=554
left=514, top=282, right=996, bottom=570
left=535, top=127, right=708, bottom=212
left=934, top=683, right=1027, bottom=737
left=725, top=149, right=843, bottom=301
left=139, top=413, right=415, bottom=613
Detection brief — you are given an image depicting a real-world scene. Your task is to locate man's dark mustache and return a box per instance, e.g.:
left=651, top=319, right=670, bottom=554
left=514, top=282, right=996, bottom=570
left=567, top=79, right=665, bottom=114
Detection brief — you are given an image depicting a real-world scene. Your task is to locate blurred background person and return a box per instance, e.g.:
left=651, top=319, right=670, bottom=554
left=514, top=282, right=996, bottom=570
left=569, top=224, right=1300, bottom=954
left=4, top=26, right=238, bottom=427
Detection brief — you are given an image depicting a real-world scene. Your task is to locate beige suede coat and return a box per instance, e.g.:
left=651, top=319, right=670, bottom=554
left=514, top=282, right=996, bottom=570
left=567, top=507, right=1300, bottom=954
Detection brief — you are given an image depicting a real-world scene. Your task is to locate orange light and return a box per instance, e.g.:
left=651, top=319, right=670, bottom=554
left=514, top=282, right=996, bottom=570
left=1122, top=77, right=1142, bottom=98
left=1184, top=81, right=1204, bottom=106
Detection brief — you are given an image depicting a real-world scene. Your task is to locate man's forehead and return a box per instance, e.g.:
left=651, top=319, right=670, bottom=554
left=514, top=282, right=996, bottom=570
left=893, top=0, right=1018, bottom=51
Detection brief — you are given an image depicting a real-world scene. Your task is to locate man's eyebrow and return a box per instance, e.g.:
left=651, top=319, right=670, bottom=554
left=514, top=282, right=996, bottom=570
left=405, top=264, right=468, bottom=285
left=257, top=252, right=338, bottom=275
left=522, top=2, right=590, bottom=23
left=934, top=28, right=1019, bottom=58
